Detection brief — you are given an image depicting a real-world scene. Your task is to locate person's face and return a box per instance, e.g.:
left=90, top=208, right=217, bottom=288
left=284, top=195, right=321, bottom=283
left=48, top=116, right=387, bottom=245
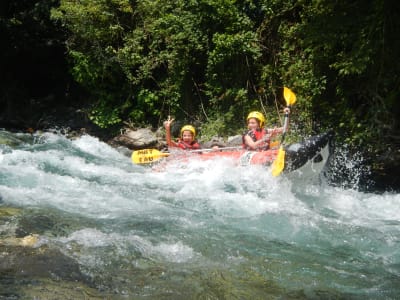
left=182, top=131, right=194, bottom=142
left=247, top=118, right=260, bottom=130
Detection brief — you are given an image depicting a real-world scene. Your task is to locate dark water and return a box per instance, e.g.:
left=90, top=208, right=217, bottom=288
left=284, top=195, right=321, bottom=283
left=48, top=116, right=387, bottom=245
left=0, top=130, right=399, bottom=299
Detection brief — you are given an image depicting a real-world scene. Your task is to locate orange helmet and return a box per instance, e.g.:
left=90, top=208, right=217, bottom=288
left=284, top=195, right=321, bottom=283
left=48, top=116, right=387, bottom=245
left=180, top=125, right=196, bottom=138
left=247, top=111, right=265, bottom=128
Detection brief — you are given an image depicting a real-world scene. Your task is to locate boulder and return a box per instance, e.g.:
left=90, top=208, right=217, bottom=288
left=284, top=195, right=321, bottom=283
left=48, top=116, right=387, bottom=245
left=226, top=135, right=242, bottom=146
left=202, top=136, right=226, bottom=148
left=110, top=128, right=159, bottom=149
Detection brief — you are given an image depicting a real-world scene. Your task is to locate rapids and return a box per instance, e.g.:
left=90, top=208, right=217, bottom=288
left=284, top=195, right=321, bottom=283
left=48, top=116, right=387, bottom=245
left=0, top=130, right=399, bottom=299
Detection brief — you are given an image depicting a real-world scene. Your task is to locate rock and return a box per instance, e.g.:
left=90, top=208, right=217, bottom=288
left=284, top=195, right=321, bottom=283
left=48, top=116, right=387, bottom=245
left=201, top=134, right=243, bottom=149
left=155, top=126, right=166, bottom=138
left=226, top=135, right=242, bottom=146
left=0, top=207, right=22, bottom=218
left=0, top=245, right=89, bottom=283
left=0, top=234, right=39, bottom=247
left=16, top=214, right=56, bottom=237
left=0, top=130, right=25, bottom=147
left=18, top=279, right=104, bottom=299
left=110, top=128, right=159, bottom=149
left=202, top=136, right=226, bottom=148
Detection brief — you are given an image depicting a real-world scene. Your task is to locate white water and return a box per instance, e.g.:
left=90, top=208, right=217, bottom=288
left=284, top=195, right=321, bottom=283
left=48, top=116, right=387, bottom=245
left=0, top=131, right=399, bottom=298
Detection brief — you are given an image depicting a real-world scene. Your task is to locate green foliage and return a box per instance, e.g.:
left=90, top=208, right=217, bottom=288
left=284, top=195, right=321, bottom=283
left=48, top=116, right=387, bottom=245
left=51, top=0, right=134, bottom=127
left=251, top=0, right=400, bottom=156
left=49, top=0, right=399, bottom=163
left=200, top=102, right=245, bottom=142
left=128, top=89, right=161, bottom=125
left=199, top=114, right=230, bottom=142
left=69, top=50, right=99, bottom=85
left=115, top=0, right=208, bottom=120
left=206, top=31, right=261, bottom=95
left=291, top=0, right=400, bottom=152
left=89, top=106, right=121, bottom=129
left=51, top=0, right=267, bottom=130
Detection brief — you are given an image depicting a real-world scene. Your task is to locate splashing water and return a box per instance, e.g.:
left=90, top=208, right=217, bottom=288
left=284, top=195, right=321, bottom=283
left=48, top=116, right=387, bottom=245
left=325, top=144, right=372, bottom=190
left=0, top=131, right=399, bottom=299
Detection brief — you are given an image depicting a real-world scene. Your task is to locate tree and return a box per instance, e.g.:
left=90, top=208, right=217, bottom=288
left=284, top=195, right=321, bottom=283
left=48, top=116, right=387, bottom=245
left=52, top=0, right=265, bottom=132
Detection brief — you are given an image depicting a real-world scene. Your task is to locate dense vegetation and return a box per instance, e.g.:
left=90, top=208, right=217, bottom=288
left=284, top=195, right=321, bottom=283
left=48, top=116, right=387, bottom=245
left=1, top=0, right=399, bottom=190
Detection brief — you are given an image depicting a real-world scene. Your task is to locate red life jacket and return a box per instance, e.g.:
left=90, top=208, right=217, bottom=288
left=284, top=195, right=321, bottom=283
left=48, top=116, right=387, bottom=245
left=242, top=129, right=269, bottom=150
left=176, top=140, right=201, bottom=150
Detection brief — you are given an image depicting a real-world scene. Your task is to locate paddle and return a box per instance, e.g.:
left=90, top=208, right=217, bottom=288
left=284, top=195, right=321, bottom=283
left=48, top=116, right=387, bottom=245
left=271, top=87, right=297, bottom=176
left=131, top=149, right=170, bottom=164
left=131, top=146, right=243, bottom=164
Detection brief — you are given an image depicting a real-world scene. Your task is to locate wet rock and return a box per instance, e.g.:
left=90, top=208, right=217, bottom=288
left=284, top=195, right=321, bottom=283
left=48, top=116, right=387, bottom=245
left=109, top=128, right=159, bottom=149
left=0, top=207, right=22, bottom=219
left=0, top=130, right=25, bottom=147
left=20, top=279, right=106, bottom=299
left=0, top=234, right=39, bottom=247
left=16, top=214, right=56, bottom=237
left=15, top=212, right=89, bottom=238
left=0, top=244, right=95, bottom=299
left=0, top=244, right=89, bottom=283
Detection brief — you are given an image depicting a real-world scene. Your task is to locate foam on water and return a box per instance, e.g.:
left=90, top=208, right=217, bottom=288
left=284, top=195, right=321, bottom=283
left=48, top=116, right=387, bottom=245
left=1, top=131, right=399, bottom=298
left=56, top=227, right=198, bottom=265
left=1, top=132, right=397, bottom=230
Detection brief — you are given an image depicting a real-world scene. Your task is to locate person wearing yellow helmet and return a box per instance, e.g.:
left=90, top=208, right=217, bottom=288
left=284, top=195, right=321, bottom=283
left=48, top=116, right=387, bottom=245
left=243, top=109, right=290, bottom=150
left=163, top=116, right=201, bottom=150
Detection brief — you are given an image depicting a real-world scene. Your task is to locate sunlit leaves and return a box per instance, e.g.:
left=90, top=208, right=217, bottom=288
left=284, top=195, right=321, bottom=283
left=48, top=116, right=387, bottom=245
left=50, top=0, right=399, bottom=162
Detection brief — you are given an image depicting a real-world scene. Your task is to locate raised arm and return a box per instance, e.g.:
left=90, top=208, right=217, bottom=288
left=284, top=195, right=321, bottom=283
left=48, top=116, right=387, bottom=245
left=267, top=107, right=291, bottom=137
left=163, top=116, right=175, bottom=147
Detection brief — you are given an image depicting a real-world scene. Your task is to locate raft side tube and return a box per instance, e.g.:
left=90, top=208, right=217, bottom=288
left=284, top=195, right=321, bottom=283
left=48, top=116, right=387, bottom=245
left=284, top=130, right=334, bottom=172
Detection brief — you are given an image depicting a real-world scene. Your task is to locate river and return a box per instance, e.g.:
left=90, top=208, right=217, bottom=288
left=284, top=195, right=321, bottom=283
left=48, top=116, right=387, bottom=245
left=0, top=130, right=399, bottom=299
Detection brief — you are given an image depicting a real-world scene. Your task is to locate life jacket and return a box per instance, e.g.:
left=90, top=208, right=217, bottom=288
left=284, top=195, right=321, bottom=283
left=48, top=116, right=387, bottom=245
left=242, top=128, right=269, bottom=151
left=176, top=140, right=201, bottom=150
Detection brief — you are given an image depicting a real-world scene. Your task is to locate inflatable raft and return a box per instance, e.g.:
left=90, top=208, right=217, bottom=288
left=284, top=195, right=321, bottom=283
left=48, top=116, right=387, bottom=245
left=133, top=131, right=334, bottom=175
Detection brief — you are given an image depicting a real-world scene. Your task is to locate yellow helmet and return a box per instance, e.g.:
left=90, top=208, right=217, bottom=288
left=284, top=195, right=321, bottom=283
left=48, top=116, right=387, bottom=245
left=247, top=111, right=265, bottom=128
left=180, top=125, right=196, bottom=138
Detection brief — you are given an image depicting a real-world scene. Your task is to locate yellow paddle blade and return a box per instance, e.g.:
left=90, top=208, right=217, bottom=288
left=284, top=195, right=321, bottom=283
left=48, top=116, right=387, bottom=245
left=272, top=147, right=285, bottom=176
left=131, top=149, right=170, bottom=164
left=283, top=87, right=297, bottom=106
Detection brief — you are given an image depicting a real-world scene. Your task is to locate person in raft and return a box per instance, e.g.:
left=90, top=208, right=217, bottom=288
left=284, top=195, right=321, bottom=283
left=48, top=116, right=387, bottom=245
left=163, top=116, right=201, bottom=150
left=243, top=109, right=290, bottom=151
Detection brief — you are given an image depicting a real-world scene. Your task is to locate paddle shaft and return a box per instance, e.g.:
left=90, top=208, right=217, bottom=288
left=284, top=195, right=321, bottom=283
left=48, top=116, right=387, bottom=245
left=189, top=146, right=242, bottom=153
left=279, top=107, right=290, bottom=144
